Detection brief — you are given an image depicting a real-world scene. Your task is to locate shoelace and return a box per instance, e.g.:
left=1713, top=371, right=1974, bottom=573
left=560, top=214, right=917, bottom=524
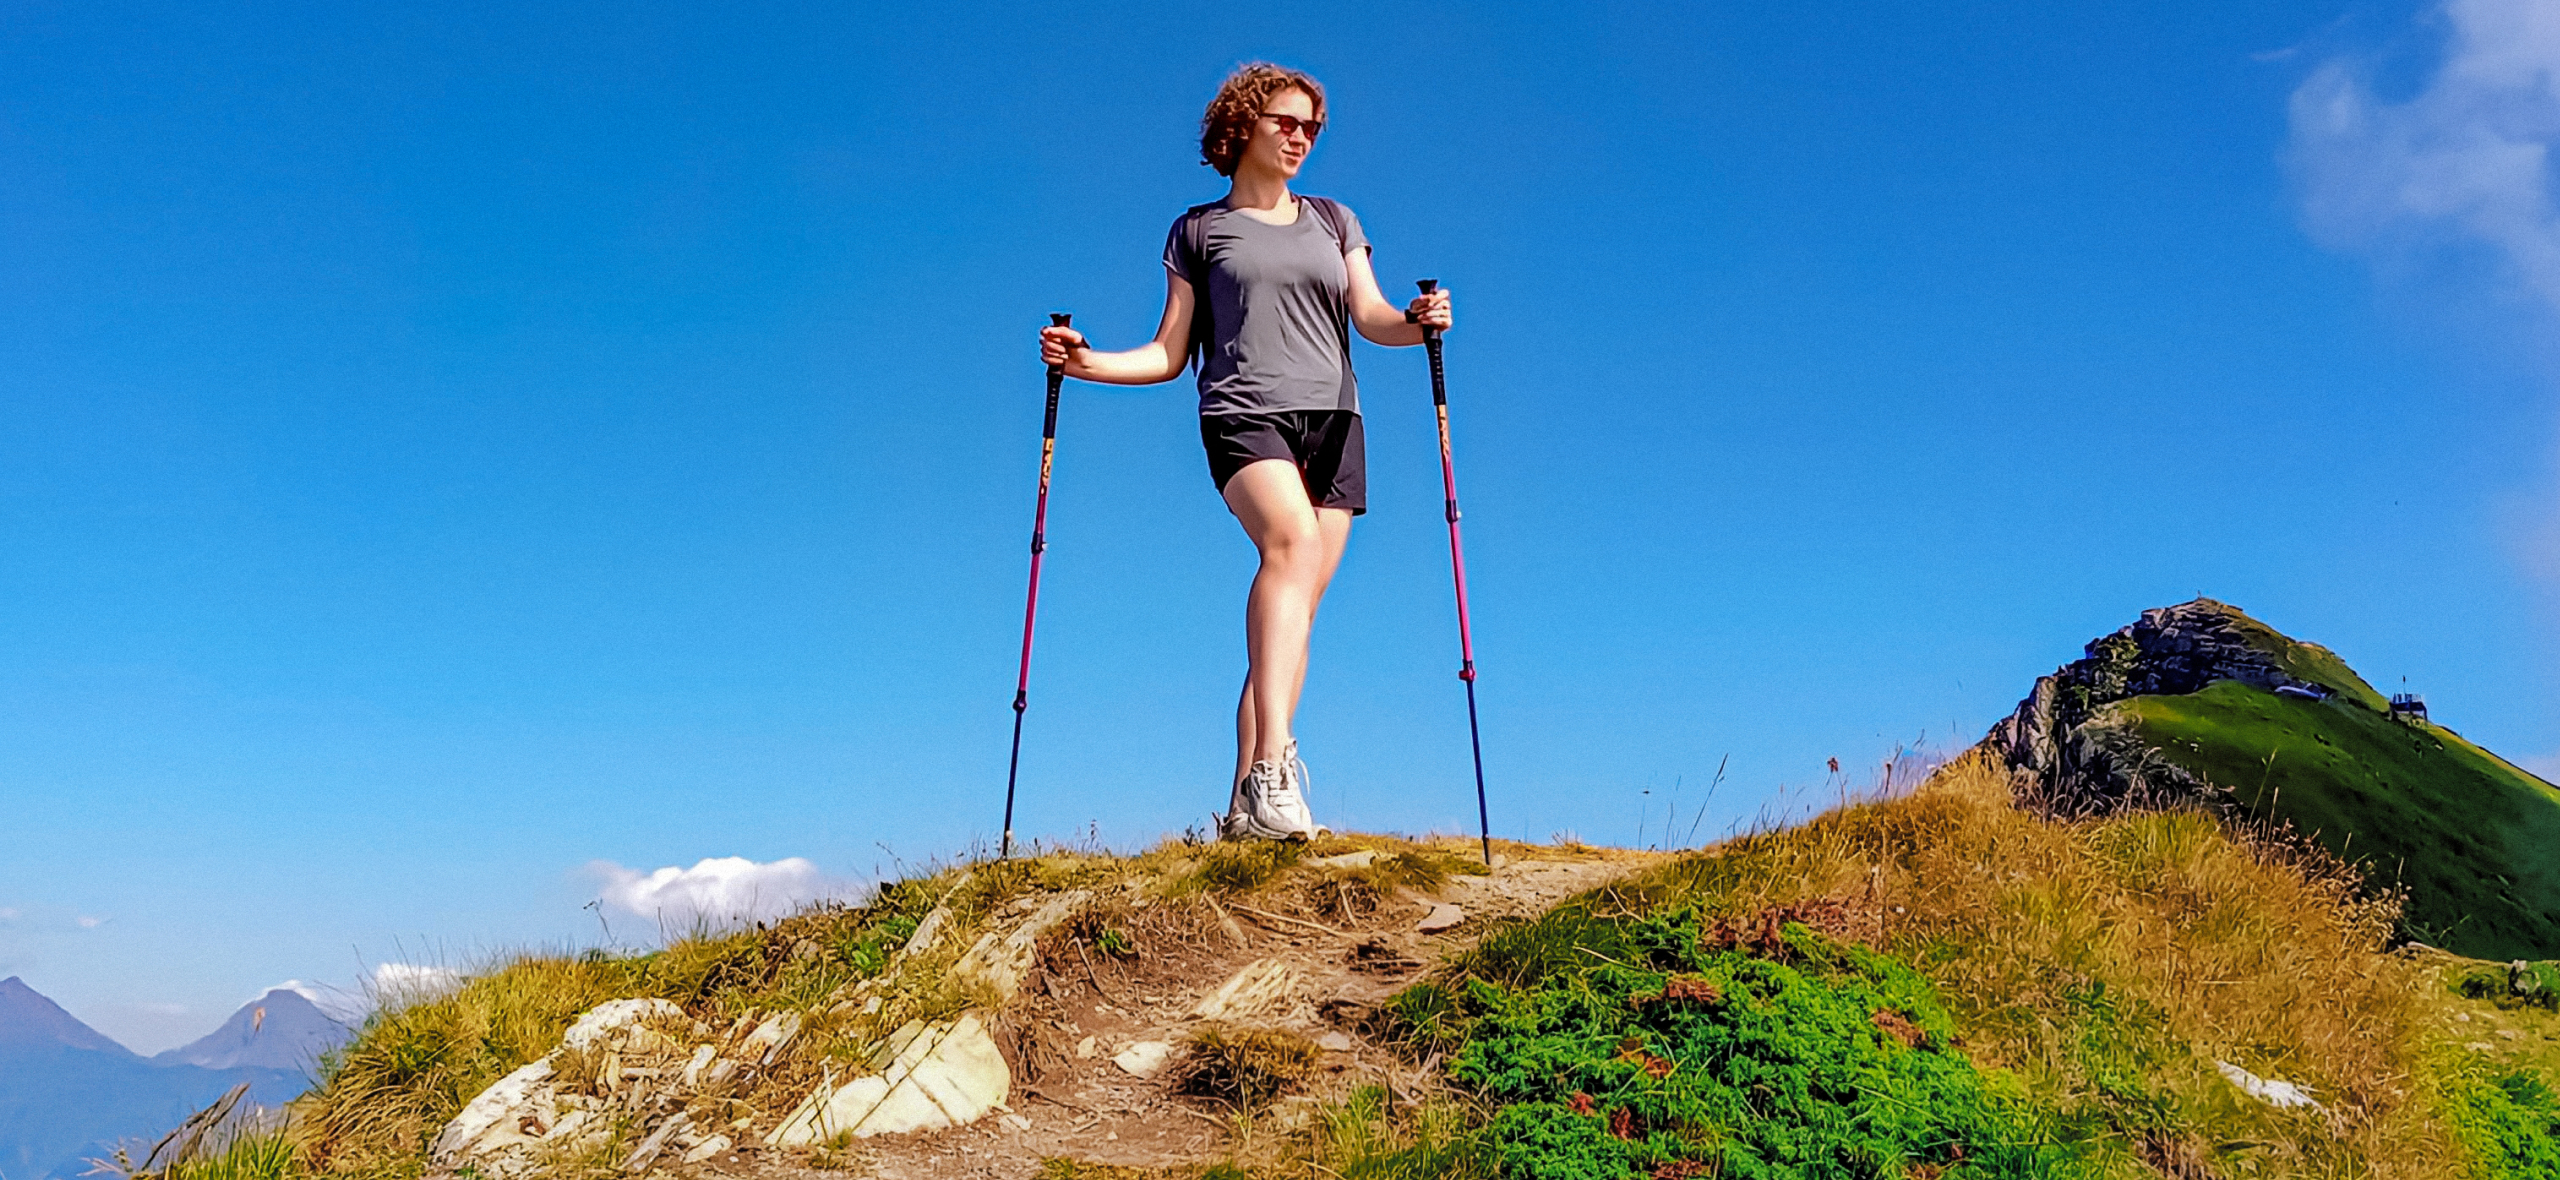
left=1260, top=762, right=1305, bottom=816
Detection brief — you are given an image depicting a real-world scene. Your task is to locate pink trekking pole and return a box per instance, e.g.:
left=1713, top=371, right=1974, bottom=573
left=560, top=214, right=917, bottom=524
left=1000, top=312, right=1072, bottom=860
left=1417, top=280, right=1493, bottom=866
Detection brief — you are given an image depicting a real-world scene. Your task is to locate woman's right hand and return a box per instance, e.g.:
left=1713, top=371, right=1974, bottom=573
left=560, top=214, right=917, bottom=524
left=1040, top=324, right=1088, bottom=370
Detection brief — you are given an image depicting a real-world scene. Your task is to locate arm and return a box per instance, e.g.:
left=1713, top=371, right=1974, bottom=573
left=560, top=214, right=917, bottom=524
left=1344, top=246, right=1452, bottom=346
left=1038, top=271, right=1196, bottom=385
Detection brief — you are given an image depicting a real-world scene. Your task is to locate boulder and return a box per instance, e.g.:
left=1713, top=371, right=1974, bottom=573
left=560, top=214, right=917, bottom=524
left=764, top=1011, right=1011, bottom=1142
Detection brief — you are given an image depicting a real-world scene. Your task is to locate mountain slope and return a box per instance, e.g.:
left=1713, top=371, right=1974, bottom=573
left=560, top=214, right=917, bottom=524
left=1990, top=597, right=2560, bottom=960
left=0, top=976, right=139, bottom=1055
left=2128, top=680, right=2560, bottom=957
left=155, top=988, right=348, bottom=1071
left=0, top=979, right=315, bottom=1179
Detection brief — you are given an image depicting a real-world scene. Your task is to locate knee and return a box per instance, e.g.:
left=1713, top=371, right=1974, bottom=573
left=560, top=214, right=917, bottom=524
left=1258, top=520, right=1325, bottom=574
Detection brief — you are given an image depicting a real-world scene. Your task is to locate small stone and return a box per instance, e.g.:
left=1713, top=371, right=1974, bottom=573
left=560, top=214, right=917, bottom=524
left=1112, top=1040, right=1175, bottom=1078
left=680, top=1044, right=718, bottom=1088
left=679, top=1135, right=731, bottom=1165
left=1417, top=903, right=1466, bottom=933
left=1316, top=1031, right=1354, bottom=1052
left=620, top=1113, right=689, bottom=1173
left=1075, top=1036, right=1097, bottom=1059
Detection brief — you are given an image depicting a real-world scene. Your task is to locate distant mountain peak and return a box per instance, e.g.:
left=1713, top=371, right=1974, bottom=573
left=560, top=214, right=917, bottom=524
left=154, top=986, right=348, bottom=1071
left=0, top=976, right=135, bottom=1056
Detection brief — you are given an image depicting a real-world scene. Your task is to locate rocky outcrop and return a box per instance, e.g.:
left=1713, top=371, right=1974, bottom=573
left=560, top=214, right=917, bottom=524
left=429, top=999, right=802, bottom=1177
left=1987, top=598, right=2332, bottom=816
left=763, top=1013, right=1011, bottom=1144
left=430, top=885, right=1097, bottom=1170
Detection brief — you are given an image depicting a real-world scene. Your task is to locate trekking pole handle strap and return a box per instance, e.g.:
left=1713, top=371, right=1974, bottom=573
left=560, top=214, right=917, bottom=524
left=1412, top=279, right=1440, bottom=338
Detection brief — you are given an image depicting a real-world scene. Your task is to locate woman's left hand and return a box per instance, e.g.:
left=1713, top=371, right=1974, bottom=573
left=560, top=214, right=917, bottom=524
left=1404, top=286, right=1453, bottom=331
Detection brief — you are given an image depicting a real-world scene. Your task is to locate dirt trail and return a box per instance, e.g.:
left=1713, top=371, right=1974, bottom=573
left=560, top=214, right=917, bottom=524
left=757, top=843, right=1663, bottom=1180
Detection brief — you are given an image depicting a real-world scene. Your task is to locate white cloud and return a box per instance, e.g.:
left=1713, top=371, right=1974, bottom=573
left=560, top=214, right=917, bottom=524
left=75, top=915, right=107, bottom=929
left=368, top=962, right=463, bottom=1003
left=589, top=856, right=848, bottom=929
left=2290, top=0, right=2560, bottom=306
left=0, top=907, right=18, bottom=922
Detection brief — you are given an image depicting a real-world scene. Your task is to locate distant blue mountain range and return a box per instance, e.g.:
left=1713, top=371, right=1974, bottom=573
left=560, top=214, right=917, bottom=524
left=0, top=977, right=348, bottom=1180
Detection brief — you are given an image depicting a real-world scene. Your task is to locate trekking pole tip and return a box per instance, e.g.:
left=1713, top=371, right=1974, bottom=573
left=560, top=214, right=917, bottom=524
left=1050, top=312, right=1073, bottom=327
left=1415, top=279, right=1437, bottom=295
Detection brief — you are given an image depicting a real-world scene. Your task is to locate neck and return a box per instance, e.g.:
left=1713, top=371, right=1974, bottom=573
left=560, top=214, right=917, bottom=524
left=1225, top=167, right=1292, bottom=212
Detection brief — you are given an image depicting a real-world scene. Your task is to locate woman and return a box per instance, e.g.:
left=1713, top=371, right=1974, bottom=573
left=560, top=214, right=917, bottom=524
left=1038, top=63, right=1453, bottom=841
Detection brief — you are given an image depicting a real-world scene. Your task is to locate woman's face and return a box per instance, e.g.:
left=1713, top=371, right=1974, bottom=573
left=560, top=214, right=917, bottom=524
left=1240, top=87, right=1318, bottom=180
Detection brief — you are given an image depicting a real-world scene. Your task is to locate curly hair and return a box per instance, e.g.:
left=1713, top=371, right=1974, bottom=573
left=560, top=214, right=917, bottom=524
left=1198, top=63, right=1327, bottom=177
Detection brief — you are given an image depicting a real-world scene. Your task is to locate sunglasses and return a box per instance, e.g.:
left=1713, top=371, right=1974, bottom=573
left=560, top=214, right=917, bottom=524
left=1260, top=112, right=1324, bottom=140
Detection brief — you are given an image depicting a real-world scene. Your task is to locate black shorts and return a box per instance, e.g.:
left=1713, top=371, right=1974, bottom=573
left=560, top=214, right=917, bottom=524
left=1200, top=411, right=1367, bottom=515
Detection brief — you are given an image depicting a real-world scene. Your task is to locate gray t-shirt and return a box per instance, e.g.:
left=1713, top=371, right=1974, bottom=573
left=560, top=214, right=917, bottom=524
left=1163, top=197, right=1371, bottom=416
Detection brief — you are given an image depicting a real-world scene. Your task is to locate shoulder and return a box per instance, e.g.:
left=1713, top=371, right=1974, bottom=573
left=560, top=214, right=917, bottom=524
left=1298, top=194, right=1357, bottom=218
left=1172, top=199, right=1228, bottom=228
left=1297, top=195, right=1368, bottom=251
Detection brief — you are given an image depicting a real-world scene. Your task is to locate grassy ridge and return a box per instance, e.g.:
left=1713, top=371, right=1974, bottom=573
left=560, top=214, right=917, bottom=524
left=1378, top=753, right=2560, bottom=1178
left=2126, top=682, right=2560, bottom=959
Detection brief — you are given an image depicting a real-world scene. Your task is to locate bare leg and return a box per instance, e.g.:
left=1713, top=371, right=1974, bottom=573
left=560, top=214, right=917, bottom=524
left=1232, top=506, right=1352, bottom=785
left=1225, top=461, right=1354, bottom=778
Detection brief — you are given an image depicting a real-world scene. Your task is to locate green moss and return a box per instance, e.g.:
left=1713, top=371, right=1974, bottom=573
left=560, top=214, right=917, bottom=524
left=2127, top=682, right=2560, bottom=960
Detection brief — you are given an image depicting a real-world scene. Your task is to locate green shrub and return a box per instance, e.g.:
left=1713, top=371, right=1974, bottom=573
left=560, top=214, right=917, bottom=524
left=1411, top=908, right=2087, bottom=1180
left=2444, top=1067, right=2560, bottom=1179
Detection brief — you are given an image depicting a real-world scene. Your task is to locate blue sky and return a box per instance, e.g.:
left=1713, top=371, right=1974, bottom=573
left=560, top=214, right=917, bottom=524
left=5, top=0, right=2556, bottom=1052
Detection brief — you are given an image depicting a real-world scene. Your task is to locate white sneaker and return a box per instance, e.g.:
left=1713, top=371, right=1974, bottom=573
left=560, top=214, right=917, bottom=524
left=1279, top=741, right=1330, bottom=838
left=1222, top=759, right=1302, bottom=841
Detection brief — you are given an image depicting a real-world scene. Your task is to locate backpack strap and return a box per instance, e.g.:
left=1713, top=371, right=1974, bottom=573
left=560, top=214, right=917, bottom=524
left=1178, top=202, right=1220, bottom=371
left=1302, top=195, right=1353, bottom=255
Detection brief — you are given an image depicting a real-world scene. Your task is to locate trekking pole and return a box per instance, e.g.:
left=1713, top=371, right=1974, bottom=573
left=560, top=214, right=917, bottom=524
left=1417, top=281, right=1493, bottom=867
left=1001, top=312, right=1072, bottom=860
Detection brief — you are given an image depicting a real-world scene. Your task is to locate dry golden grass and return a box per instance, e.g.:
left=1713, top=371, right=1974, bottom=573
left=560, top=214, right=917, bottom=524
left=1604, top=750, right=2457, bottom=1178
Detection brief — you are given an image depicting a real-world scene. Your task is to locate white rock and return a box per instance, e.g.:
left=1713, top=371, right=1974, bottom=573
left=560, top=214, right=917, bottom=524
left=764, top=1011, right=1012, bottom=1143
left=680, top=1044, right=719, bottom=1088
left=1417, top=903, right=1466, bottom=933
left=621, top=1113, right=688, bottom=1173
left=1306, top=850, right=1377, bottom=870
left=680, top=1135, right=732, bottom=1165
left=1112, top=1040, right=1175, bottom=1078
left=903, top=901, right=954, bottom=957
left=563, top=998, right=688, bottom=1052
left=2215, top=1060, right=2324, bottom=1111
left=1075, top=1035, right=1097, bottom=1059
left=1316, top=1031, right=1354, bottom=1052
left=953, top=890, right=1092, bottom=997
left=429, top=1056, right=556, bottom=1161
left=740, top=1010, right=801, bottom=1063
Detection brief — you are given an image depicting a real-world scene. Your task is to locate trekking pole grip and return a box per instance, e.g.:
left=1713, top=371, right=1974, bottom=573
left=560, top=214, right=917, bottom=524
left=1047, top=312, right=1073, bottom=375
left=1414, top=279, right=1441, bottom=344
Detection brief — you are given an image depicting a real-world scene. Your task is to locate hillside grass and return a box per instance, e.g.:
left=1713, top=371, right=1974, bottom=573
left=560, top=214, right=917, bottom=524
left=2214, top=607, right=2391, bottom=713
left=2125, top=681, right=2560, bottom=960
left=258, top=758, right=2560, bottom=1180
left=1386, top=752, right=2549, bottom=1179
left=288, top=831, right=1480, bottom=1178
